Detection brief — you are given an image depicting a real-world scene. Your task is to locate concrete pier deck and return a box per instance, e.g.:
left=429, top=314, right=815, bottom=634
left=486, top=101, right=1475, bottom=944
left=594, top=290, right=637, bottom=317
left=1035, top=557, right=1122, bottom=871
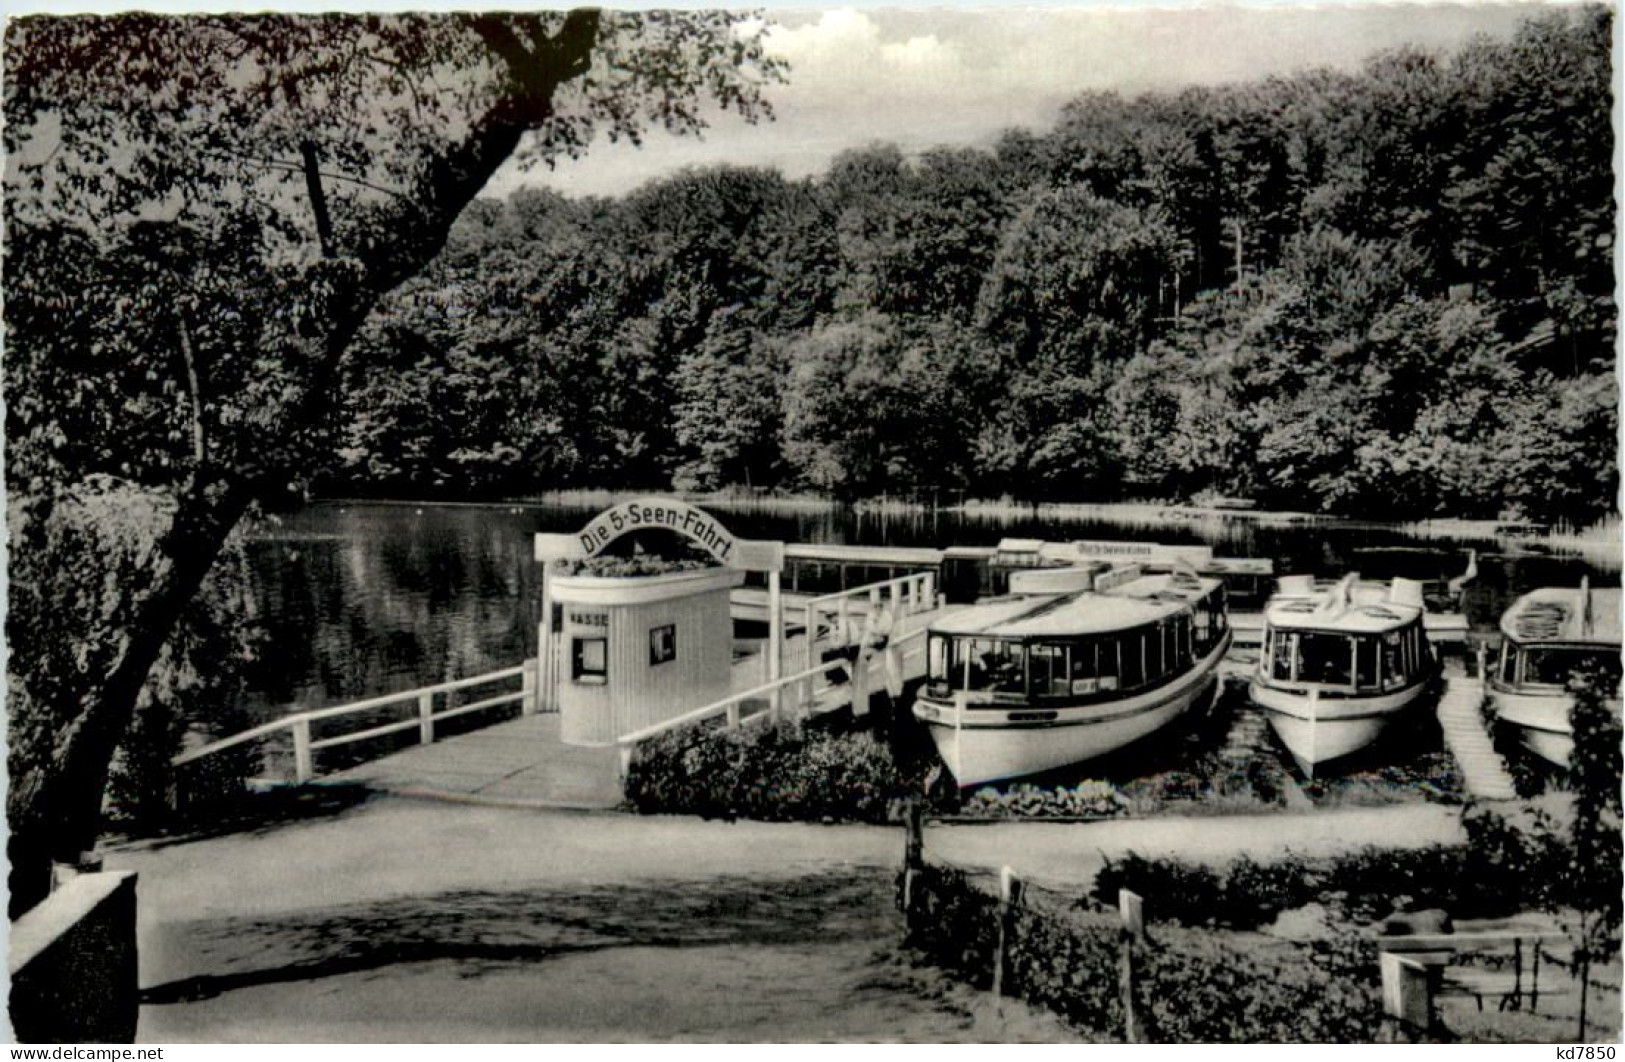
left=328, top=713, right=623, bottom=810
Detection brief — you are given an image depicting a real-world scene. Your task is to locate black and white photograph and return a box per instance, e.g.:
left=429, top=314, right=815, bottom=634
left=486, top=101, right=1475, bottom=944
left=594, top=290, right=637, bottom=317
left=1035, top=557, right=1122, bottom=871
left=3, top=1, right=1620, bottom=1046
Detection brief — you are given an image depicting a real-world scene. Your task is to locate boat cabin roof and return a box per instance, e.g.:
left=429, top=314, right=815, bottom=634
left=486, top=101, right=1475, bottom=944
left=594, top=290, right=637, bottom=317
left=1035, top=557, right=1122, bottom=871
left=1263, top=576, right=1424, bottom=634
left=930, top=571, right=1223, bottom=639
left=1500, top=586, right=1622, bottom=646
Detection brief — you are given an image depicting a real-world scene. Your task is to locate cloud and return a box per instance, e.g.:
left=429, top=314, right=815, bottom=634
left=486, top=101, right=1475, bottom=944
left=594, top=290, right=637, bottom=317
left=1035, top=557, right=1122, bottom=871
left=495, top=4, right=1544, bottom=199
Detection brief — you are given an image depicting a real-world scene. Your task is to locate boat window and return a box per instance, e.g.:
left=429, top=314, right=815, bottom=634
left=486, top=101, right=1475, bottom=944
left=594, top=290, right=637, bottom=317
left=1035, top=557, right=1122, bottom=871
left=1500, top=641, right=1516, bottom=684
left=1298, top=632, right=1354, bottom=687
left=1270, top=632, right=1295, bottom=682
left=1355, top=636, right=1379, bottom=689
left=960, top=639, right=1027, bottom=694
left=1523, top=648, right=1624, bottom=687
left=1145, top=624, right=1165, bottom=681
left=1120, top=629, right=1146, bottom=688
left=1383, top=630, right=1407, bottom=688
left=1068, top=640, right=1104, bottom=694
left=1097, top=638, right=1121, bottom=691
left=1030, top=644, right=1071, bottom=696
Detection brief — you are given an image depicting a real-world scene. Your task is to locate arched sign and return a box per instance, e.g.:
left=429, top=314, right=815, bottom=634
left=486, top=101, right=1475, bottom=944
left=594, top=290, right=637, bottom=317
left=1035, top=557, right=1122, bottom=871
left=533, top=497, right=784, bottom=573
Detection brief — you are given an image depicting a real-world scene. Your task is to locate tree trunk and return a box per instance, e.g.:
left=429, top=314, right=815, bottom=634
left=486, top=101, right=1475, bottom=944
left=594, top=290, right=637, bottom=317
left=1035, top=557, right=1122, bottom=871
left=7, top=13, right=606, bottom=917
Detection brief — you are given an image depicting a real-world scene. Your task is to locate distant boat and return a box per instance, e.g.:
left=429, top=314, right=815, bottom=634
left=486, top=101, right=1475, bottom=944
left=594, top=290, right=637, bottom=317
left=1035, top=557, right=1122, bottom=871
left=913, top=563, right=1231, bottom=787
left=1249, top=574, right=1439, bottom=775
left=1488, top=579, right=1622, bottom=769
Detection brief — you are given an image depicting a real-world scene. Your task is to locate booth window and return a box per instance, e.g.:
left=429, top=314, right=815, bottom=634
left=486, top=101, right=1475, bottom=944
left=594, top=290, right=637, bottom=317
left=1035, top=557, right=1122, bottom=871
left=572, top=637, right=607, bottom=684
left=650, top=624, right=677, bottom=666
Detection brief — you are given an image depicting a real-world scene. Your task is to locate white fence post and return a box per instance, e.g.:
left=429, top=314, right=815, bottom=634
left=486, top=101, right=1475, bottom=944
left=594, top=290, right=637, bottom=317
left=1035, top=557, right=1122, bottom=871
left=292, top=718, right=313, bottom=783
left=521, top=657, right=538, bottom=715
left=418, top=692, right=435, bottom=744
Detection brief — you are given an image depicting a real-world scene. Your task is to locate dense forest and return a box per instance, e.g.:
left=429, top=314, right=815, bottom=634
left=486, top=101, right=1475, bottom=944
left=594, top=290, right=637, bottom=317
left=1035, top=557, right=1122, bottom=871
left=326, top=9, right=1616, bottom=522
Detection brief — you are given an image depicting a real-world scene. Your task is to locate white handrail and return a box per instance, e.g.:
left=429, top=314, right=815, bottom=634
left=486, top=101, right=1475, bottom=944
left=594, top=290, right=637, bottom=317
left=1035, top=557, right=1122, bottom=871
left=172, top=659, right=538, bottom=779
left=617, top=657, right=847, bottom=747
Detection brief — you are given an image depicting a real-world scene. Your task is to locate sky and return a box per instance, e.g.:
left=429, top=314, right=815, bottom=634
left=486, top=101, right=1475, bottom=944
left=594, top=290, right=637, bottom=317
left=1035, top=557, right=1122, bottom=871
left=487, top=3, right=1558, bottom=201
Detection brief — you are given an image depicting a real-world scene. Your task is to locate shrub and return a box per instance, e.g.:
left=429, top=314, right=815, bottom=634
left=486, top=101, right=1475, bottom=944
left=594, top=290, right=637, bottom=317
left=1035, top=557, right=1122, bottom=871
left=1092, top=853, right=1227, bottom=926
left=902, top=861, right=1379, bottom=1041
left=625, top=718, right=914, bottom=823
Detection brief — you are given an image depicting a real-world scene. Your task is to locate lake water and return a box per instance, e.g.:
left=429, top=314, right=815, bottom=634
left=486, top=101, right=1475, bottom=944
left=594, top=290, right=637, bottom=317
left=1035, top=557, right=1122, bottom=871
left=240, top=499, right=1620, bottom=723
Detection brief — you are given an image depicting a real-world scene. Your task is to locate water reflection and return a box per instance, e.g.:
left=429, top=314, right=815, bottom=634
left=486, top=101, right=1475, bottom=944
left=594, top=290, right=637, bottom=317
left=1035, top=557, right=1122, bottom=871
left=240, top=500, right=1619, bottom=725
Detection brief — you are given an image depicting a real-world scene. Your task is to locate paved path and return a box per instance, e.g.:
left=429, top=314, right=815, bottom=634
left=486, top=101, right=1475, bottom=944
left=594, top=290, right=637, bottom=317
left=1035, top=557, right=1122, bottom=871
left=105, top=797, right=1470, bottom=1042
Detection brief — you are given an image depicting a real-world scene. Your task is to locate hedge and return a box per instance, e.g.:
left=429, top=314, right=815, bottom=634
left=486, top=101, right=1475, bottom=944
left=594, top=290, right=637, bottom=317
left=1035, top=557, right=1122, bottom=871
left=624, top=717, right=917, bottom=822
left=900, top=863, right=1379, bottom=1042
left=1088, top=808, right=1573, bottom=930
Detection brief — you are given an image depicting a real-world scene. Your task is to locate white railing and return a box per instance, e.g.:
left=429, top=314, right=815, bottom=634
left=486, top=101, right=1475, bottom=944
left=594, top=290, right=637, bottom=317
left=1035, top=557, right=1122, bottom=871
left=616, top=626, right=929, bottom=778
left=171, top=658, right=540, bottom=785
left=801, top=571, right=937, bottom=673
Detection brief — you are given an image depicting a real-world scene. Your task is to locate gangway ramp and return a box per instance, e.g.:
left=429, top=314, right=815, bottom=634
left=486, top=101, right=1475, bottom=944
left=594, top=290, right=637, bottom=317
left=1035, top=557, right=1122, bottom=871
left=1436, top=666, right=1518, bottom=801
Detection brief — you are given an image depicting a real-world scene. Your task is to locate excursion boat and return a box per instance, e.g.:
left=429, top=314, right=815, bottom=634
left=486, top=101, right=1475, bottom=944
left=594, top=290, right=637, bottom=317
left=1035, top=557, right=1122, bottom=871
left=1488, top=580, right=1622, bottom=769
left=1249, top=574, right=1438, bottom=774
left=913, top=563, right=1231, bottom=787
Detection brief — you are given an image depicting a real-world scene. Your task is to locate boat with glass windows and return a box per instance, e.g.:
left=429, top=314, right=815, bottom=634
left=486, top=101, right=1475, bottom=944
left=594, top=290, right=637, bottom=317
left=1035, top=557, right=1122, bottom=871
left=913, top=563, right=1231, bottom=786
left=1249, top=574, right=1437, bottom=774
left=1488, top=580, right=1621, bottom=769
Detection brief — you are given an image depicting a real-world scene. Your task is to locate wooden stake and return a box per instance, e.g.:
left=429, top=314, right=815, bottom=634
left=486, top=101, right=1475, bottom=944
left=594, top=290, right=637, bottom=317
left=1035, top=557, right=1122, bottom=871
left=1119, top=888, right=1146, bottom=1042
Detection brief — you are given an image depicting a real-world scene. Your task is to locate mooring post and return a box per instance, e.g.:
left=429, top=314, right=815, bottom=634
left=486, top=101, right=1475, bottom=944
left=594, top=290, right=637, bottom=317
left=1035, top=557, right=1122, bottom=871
left=1119, top=888, right=1146, bottom=1043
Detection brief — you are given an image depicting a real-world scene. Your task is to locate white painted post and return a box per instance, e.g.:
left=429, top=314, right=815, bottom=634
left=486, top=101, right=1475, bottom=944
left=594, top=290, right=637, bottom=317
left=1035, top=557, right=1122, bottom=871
left=521, top=657, right=538, bottom=715
left=805, top=600, right=817, bottom=674
left=292, top=717, right=313, bottom=783
left=768, top=569, right=783, bottom=718
left=538, top=564, right=554, bottom=713
left=1380, top=951, right=1433, bottom=1033
left=768, top=570, right=784, bottom=681
left=851, top=650, right=870, bottom=717
left=726, top=698, right=741, bottom=729
left=418, top=692, right=435, bottom=744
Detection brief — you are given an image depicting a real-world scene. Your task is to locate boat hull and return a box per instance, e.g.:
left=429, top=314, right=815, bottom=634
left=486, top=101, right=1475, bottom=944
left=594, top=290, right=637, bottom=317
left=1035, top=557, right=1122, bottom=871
left=1488, top=689, right=1576, bottom=769
left=1250, top=679, right=1430, bottom=773
left=915, top=637, right=1228, bottom=787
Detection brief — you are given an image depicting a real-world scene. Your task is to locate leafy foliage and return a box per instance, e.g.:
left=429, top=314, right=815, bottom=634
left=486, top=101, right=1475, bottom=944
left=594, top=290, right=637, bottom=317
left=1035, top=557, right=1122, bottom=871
left=4, top=10, right=783, bottom=913
left=624, top=718, right=916, bottom=823
left=331, top=8, right=1614, bottom=523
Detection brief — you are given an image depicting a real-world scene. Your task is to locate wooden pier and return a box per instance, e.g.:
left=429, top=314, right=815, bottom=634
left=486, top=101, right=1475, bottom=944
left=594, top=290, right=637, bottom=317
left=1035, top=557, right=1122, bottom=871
left=1436, top=654, right=1518, bottom=801
left=174, top=571, right=953, bottom=809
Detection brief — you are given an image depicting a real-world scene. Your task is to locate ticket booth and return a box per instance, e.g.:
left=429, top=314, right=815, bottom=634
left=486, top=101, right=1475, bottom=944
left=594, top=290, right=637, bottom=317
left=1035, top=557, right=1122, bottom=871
left=535, top=498, right=786, bottom=748
left=551, top=566, right=743, bottom=745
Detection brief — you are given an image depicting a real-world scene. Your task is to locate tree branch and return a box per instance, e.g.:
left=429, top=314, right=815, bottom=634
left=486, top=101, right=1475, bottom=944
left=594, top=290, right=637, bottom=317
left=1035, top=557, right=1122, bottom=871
left=300, top=141, right=335, bottom=258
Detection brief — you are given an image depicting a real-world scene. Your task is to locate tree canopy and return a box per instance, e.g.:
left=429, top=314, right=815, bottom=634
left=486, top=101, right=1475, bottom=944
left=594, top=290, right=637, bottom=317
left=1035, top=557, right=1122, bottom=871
left=326, top=7, right=1615, bottom=521
left=4, top=10, right=782, bottom=914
